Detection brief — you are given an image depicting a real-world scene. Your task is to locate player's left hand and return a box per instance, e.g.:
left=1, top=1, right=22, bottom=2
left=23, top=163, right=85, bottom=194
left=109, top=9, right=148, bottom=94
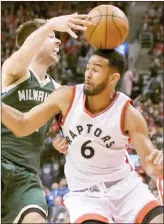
left=145, top=149, right=163, bottom=177
left=52, top=135, right=68, bottom=155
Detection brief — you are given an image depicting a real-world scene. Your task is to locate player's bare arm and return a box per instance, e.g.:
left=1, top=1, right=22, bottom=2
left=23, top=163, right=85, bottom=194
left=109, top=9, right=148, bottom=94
left=2, top=86, right=73, bottom=137
left=124, top=104, right=163, bottom=178
left=2, top=14, right=91, bottom=89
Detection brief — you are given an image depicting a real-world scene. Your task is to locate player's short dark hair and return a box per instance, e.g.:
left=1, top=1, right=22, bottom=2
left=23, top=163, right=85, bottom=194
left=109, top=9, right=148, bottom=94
left=16, top=19, right=47, bottom=48
left=92, top=49, right=127, bottom=76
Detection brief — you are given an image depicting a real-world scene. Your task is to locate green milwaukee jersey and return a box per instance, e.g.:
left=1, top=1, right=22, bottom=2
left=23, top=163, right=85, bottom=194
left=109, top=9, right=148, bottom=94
left=2, top=70, right=60, bottom=174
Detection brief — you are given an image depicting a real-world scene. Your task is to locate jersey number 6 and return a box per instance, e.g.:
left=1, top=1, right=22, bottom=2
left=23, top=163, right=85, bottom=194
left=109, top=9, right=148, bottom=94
left=81, top=140, right=95, bottom=159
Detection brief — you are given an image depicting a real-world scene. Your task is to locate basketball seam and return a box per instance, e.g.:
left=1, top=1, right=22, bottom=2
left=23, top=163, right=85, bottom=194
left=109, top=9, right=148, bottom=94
left=121, top=24, right=129, bottom=32
left=105, top=5, right=108, bottom=48
left=113, top=10, right=129, bottom=32
left=113, top=19, right=129, bottom=32
left=112, top=9, right=122, bottom=42
left=91, top=15, right=128, bottom=24
left=89, top=9, right=102, bottom=43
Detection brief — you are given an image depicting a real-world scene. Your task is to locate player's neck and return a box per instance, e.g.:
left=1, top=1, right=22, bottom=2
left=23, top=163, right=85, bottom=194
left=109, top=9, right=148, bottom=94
left=86, top=89, right=116, bottom=114
left=29, top=61, right=48, bottom=81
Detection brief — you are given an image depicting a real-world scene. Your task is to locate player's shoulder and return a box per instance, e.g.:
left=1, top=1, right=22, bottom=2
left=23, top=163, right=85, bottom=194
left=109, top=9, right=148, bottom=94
left=74, top=83, right=84, bottom=91
left=114, top=91, right=132, bottom=109
left=117, top=91, right=131, bottom=101
left=2, top=51, right=27, bottom=77
left=54, top=85, right=74, bottom=95
left=56, top=83, right=83, bottom=93
left=125, top=103, right=147, bottom=131
left=2, top=69, right=30, bottom=93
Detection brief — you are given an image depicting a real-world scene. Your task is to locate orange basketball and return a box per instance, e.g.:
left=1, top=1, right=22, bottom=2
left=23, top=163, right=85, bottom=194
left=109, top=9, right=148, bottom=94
left=84, top=5, right=129, bottom=49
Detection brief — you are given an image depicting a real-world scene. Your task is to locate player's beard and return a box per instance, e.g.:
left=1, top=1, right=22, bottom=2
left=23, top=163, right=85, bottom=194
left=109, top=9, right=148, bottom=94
left=83, top=79, right=108, bottom=96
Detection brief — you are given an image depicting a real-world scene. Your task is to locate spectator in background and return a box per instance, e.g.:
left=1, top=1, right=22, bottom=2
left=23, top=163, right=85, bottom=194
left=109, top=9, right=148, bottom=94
left=121, top=69, right=134, bottom=96
left=42, top=163, right=54, bottom=188
left=55, top=210, right=70, bottom=223
left=49, top=196, right=68, bottom=223
left=50, top=182, right=60, bottom=198
left=45, top=178, right=69, bottom=208
left=57, top=178, right=69, bottom=198
left=44, top=186, right=55, bottom=217
left=121, top=69, right=143, bottom=99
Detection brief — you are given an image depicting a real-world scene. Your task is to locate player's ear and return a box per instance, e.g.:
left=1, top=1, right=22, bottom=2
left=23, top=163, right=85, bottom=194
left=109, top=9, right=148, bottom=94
left=111, top=72, right=120, bottom=83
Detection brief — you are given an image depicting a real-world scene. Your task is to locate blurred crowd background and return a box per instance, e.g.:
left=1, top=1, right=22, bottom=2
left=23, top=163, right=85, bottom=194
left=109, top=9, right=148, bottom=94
left=1, top=1, right=163, bottom=223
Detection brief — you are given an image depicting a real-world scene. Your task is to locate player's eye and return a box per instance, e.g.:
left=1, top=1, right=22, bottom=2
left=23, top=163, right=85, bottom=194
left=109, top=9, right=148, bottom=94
left=93, top=68, right=98, bottom=72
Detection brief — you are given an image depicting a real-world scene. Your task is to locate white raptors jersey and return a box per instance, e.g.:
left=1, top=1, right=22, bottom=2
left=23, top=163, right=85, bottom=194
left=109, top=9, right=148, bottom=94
left=61, top=84, right=134, bottom=191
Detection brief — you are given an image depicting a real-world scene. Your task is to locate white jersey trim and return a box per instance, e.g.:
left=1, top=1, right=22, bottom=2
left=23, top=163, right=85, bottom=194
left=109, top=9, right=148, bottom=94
left=30, top=68, right=61, bottom=88
left=13, top=204, right=47, bottom=223
left=29, top=68, right=51, bottom=87
left=83, top=92, right=120, bottom=118
left=51, top=79, right=61, bottom=89
left=120, top=99, right=133, bottom=136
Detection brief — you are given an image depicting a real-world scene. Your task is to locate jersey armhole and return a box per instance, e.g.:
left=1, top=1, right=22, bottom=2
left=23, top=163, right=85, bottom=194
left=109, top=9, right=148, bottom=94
left=120, top=99, right=133, bottom=136
left=2, top=70, right=30, bottom=93
left=61, top=86, right=76, bottom=125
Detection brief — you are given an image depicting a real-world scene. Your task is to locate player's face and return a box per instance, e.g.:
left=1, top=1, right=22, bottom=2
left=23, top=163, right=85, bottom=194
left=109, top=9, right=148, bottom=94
left=38, top=32, right=61, bottom=64
left=84, top=55, right=111, bottom=96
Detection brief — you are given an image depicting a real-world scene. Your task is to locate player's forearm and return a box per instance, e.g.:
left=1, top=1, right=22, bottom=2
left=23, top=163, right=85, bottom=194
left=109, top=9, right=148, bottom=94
left=2, top=102, right=26, bottom=137
left=18, top=21, right=54, bottom=67
left=2, top=21, right=55, bottom=78
left=125, top=105, right=163, bottom=178
left=2, top=102, right=57, bottom=137
left=131, top=136, right=154, bottom=175
left=2, top=86, right=71, bottom=137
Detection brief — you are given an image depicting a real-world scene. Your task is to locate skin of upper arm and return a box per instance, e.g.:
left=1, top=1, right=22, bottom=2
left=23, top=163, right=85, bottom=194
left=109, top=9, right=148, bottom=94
left=124, top=104, right=155, bottom=165
left=2, top=51, right=28, bottom=89
left=22, top=85, right=73, bottom=135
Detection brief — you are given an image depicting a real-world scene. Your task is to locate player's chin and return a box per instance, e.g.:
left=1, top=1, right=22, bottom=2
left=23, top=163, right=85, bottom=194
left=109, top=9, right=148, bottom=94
left=83, top=86, right=95, bottom=96
left=51, top=54, right=60, bottom=63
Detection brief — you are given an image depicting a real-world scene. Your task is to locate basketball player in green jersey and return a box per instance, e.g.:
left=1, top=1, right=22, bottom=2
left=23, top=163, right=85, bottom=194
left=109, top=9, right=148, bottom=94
left=1, top=14, right=91, bottom=223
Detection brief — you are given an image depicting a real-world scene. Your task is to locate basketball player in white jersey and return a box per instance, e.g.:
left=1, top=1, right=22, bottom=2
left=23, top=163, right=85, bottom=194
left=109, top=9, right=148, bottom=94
left=2, top=49, right=163, bottom=223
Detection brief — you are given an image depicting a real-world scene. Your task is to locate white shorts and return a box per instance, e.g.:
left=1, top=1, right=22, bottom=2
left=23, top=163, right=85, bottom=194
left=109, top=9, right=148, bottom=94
left=64, top=172, right=161, bottom=223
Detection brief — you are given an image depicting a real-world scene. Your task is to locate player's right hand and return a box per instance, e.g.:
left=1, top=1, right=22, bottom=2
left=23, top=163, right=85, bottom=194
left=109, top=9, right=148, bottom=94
left=145, top=149, right=163, bottom=177
left=52, top=135, right=68, bottom=154
left=47, top=13, right=92, bottom=38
